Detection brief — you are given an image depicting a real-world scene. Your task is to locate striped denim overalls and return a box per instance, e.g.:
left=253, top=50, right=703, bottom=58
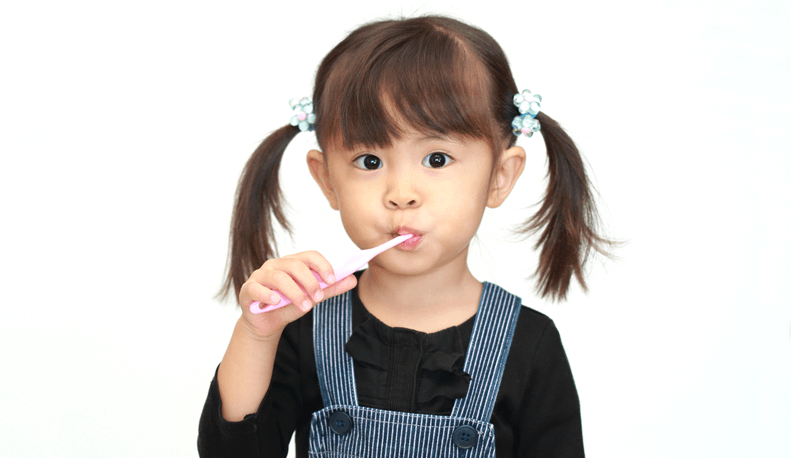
left=308, top=282, right=522, bottom=457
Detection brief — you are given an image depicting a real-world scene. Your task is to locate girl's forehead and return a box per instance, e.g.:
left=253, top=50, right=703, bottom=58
left=319, top=90, right=500, bottom=155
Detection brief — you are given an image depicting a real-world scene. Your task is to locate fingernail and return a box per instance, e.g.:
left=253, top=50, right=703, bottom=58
left=327, top=274, right=336, bottom=284
left=271, top=293, right=280, bottom=303
left=314, top=290, right=324, bottom=302
left=302, top=300, right=311, bottom=311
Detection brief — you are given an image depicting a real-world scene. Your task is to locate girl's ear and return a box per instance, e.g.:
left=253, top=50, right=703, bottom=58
left=487, top=145, right=526, bottom=208
left=307, top=149, right=340, bottom=210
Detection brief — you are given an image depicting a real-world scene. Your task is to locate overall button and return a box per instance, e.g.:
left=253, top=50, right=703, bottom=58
left=452, top=425, right=478, bottom=449
left=328, top=411, right=353, bottom=435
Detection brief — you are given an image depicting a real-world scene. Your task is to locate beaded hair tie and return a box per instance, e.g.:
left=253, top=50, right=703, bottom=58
left=289, top=97, right=316, bottom=132
left=511, top=89, right=542, bottom=137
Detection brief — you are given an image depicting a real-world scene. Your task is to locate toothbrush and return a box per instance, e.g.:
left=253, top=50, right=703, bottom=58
left=249, top=234, right=414, bottom=314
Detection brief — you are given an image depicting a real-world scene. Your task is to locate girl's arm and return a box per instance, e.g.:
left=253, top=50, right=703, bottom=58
left=217, top=317, right=282, bottom=421
left=198, top=253, right=356, bottom=457
left=198, top=319, right=303, bottom=458
left=515, top=318, right=584, bottom=457
left=214, top=251, right=357, bottom=421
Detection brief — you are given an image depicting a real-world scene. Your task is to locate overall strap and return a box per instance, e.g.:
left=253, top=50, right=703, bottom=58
left=451, top=282, right=522, bottom=422
left=313, top=291, right=358, bottom=407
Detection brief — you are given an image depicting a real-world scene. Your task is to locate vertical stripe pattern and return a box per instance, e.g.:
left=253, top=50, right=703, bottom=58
left=310, top=282, right=522, bottom=457
left=314, top=291, right=358, bottom=407
left=451, top=283, right=522, bottom=421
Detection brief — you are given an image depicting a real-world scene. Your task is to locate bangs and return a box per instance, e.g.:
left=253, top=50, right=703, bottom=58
left=314, top=20, right=499, bottom=152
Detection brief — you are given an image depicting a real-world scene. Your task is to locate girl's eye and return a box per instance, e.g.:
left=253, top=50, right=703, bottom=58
left=422, top=152, right=453, bottom=168
left=353, top=154, right=383, bottom=170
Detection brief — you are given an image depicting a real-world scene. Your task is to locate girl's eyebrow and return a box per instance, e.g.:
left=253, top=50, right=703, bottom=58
left=414, top=132, right=469, bottom=146
left=416, top=132, right=448, bottom=141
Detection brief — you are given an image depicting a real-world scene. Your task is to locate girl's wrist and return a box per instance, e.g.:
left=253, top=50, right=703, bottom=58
left=237, top=315, right=283, bottom=344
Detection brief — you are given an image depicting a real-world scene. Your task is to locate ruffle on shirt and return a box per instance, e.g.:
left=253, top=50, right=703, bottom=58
left=344, top=309, right=472, bottom=414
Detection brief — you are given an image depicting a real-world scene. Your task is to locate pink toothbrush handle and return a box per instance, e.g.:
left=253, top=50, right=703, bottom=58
left=249, top=271, right=327, bottom=314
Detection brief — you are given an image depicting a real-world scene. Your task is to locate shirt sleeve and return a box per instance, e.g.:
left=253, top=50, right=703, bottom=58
left=197, top=320, right=306, bottom=458
left=514, top=318, right=585, bottom=457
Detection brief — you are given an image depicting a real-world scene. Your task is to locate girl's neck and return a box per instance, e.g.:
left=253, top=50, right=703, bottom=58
left=357, top=256, right=482, bottom=333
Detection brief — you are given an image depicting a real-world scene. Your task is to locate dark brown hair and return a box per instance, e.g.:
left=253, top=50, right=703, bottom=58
left=220, top=15, right=612, bottom=301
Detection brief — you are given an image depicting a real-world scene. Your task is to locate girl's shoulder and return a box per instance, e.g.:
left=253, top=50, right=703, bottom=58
left=483, top=281, right=555, bottom=340
left=510, top=304, right=558, bottom=352
left=514, top=303, right=555, bottom=336
left=507, top=302, right=574, bottom=388
left=487, top=281, right=558, bottom=347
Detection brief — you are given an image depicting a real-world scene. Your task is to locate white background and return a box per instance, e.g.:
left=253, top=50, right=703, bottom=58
left=2, top=1, right=789, bottom=457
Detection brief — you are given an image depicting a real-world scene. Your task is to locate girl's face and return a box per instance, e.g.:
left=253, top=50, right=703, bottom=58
left=308, top=129, right=525, bottom=277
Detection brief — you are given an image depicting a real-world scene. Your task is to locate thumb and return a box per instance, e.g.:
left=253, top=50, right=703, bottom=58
left=319, top=274, right=358, bottom=301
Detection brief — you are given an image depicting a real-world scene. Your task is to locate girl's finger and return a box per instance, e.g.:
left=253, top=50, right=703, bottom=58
left=246, top=283, right=281, bottom=309
left=260, top=274, right=356, bottom=324
left=260, top=264, right=319, bottom=312
left=286, top=250, right=336, bottom=287
left=280, top=257, right=329, bottom=303
left=319, top=274, right=357, bottom=300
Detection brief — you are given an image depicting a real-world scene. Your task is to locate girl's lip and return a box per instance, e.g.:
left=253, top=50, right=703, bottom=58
left=392, top=227, right=423, bottom=251
left=395, top=234, right=422, bottom=250
left=394, top=226, right=423, bottom=237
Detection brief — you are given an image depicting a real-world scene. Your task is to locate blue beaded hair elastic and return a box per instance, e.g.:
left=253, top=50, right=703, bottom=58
left=511, top=89, right=542, bottom=137
left=289, top=97, right=316, bottom=132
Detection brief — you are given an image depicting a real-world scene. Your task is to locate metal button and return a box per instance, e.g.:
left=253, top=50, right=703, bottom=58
left=328, top=411, right=353, bottom=435
left=452, top=425, right=478, bottom=449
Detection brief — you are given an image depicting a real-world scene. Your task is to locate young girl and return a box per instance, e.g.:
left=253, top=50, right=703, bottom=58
left=199, top=15, right=608, bottom=458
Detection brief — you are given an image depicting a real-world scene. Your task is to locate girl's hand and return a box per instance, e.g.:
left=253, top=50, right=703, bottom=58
left=238, top=251, right=357, bottom=340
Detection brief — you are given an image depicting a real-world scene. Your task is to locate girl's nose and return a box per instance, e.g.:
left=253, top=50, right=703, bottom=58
left=385, top=176, right=421, bottom=209
left=388, top=196, right=418, bottom=208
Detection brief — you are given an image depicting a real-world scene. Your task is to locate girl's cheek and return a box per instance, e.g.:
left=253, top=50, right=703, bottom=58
left=340, top=195, right=376, bottom=222
left=353, top=188, right=379, bottom=208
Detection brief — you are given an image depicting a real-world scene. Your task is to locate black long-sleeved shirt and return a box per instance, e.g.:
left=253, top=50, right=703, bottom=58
left=198, top=280, right=584, bottom=457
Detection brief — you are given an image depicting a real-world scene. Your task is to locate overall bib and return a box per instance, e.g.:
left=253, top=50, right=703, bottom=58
left=308, top=282, right=522, bottom=458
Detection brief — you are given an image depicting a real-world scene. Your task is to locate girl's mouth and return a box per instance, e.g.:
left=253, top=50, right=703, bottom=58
left=393, top=227, right=423, bottom=251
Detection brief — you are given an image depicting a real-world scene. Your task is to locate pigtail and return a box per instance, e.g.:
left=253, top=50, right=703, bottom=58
left=522, top=112, right=612, bottom=301
left=219, top=124, right=300, bottom=301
